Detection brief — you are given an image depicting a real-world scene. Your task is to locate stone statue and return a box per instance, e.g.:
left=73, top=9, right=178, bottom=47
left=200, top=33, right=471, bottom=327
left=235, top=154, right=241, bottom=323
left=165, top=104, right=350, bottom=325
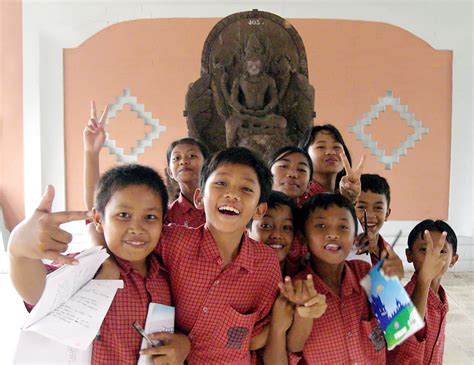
left=223, top=34, right=287, bottom=147
left=185, top=10, right=316, bottom=160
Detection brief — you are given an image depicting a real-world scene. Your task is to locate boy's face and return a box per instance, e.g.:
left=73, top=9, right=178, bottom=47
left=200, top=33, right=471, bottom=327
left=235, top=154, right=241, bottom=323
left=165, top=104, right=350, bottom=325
left=304, top=205, right=355, bottom=265
left=271, top=152, right=311, bottom=199
left=249, top=205, right=294, bottom=262
left=307, top=131, right=343, bottom=177
left=94, top=185, right=163, bottom=269
left=195, top=163, right=266, bottom=235
left=406, top=231, right=459, bottom=276
left=166, top=143, right=204, bottom=185
left=355, top=190, right=391, bottom=236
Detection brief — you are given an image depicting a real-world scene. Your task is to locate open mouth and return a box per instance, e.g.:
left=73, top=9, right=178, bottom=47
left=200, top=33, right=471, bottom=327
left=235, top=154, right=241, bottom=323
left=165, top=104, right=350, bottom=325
left=218, top=205, right=241, bottom=216
left=268, top=243, right=285, bottom=250
left=324, top=243, right=341, bottom=251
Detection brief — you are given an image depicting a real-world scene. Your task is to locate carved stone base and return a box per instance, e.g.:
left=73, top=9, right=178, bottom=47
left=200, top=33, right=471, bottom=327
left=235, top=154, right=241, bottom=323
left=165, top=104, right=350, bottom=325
left=237, top=131, right=292, bottom=162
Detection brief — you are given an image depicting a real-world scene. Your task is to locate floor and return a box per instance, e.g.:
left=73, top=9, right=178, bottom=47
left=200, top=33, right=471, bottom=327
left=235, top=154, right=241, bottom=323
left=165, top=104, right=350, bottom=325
left=1, top=272, right=473, bottom=364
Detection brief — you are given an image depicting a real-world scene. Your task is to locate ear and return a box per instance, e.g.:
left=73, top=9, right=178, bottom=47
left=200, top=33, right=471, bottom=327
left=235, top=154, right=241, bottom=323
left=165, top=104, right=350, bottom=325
left=165, top=167, right=174, bottom=180
left=194, top=188, right=204, bottom=210
left=449, top=254, right=459, bottom=268
left=92, top=207, right=104, bottom=234
left=405, top=248, right=413, bottom=263
left=252, top=202, right=267, bottom=221
left=385, top=207, right=391, bottom=221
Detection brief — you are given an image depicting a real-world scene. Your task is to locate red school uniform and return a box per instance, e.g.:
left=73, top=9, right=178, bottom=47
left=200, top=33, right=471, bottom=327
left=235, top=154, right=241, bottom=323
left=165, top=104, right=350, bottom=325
left=164, top=192, right=206, bottom=228
left=296, top=179, right=328, bottom=208
left=26, top=254, right=171, bottom=364
left=157, top=224, right=282, bottom=365
left=387, top=273, right=448, bottom=365
left=289, top=260, right=386, bottom=365
left=369, top=234, right=391, bottom=266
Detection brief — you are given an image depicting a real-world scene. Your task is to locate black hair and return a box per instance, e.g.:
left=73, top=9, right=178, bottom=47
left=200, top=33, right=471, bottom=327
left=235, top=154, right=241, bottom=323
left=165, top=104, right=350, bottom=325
left=300, top=192, right=358, bottom=236
left=248, top=190, right=298, bottom=230
left=199, top=147, right=273, bottom=204
left=298, top=124, right=352, bottom=189
left=95, top=164, right=168, bottom=220
left=407, top=219, right=458, bottom=254
left=166, top=137, right=210, bottom=166
left=268, top=145, right=314, bottom=183
left=361, top=174, right=391, bottom=208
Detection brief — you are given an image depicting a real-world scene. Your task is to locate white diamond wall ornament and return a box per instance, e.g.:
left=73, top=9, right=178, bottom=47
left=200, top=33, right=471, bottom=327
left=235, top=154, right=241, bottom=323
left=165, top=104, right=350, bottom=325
left=103, top=89, right=167, bottom=163
left=348, top=90, right=429, bottom=170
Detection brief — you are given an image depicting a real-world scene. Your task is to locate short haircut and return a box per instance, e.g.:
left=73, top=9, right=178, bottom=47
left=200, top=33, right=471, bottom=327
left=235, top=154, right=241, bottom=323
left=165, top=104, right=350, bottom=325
left=199, top=147, right=273, bottom=204
left=361, top=174, right=391, bottom=207
left=267, top=190, right=298, bottom=223
left=268, top=145, right=314, bottom=182
left=300, top=192, right=358, bottom=236
left=298, top=124, right=352, bottom=188
left=95, top=164, right=168, bottom=220
left=407, top=219, right=458, bottom=254
left=166, top=137, right=210, bottom=166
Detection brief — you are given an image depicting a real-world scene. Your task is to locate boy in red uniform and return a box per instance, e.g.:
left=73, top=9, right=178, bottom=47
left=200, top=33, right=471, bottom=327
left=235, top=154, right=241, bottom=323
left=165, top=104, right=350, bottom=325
left=281, top=193, right=403, bottom=364
left=156, top=147, right=282, bottom=364
left=355, top=173, right=392, bottom=264
left=388, top=220, right=459, bottom=364
left=8, top=164, right=190, bottom=364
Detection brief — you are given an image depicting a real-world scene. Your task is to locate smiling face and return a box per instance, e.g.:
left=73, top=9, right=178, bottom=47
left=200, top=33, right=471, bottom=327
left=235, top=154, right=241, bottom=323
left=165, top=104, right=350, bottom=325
left=271, top=152, right=311, bottom=199
left=249, top=204, right=294, bottom=262
left=406, top=231, right=459, bottom=276
left=355, top=190, right=391, bottom=236
left=195, top=163, right=266, bottom=236
left=307, top=131, right=344, bottom=177
left=94, top=185, right=163, bottom=272
left=304, top=204, right=356, bottom=265
left=167, top=143, right=205, bottom=186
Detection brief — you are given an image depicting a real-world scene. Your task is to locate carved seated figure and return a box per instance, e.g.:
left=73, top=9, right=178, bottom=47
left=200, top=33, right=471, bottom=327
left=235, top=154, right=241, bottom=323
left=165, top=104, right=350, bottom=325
left=224, top=36, right=287, bottom=147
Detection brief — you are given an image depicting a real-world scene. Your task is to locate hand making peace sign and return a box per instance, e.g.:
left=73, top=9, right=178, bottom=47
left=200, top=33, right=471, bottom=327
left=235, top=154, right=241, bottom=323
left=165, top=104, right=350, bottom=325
left=339, top=150, right=366, bottom=204
left=83, top=100, right=109, bottom=154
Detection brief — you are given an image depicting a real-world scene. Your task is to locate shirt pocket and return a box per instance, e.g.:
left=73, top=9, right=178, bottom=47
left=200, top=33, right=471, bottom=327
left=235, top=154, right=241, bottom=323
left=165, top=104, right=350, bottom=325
left=360, top=319, right=386, bottom=364
left=218, top=306, right=259, bottom=351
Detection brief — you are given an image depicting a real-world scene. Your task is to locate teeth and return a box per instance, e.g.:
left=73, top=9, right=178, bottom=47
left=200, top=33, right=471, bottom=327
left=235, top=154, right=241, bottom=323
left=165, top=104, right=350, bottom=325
left=125, top=241, right=146, bottom=246
left=367, top=223, right=376, bottom=227
left=218, top=206, right=240, bottom=215
left=269, top=244, right=284, bottom=249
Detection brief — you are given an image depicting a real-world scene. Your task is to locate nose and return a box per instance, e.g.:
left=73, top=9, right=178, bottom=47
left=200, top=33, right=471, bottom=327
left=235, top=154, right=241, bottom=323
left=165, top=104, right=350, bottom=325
left=224, top=191, right=241, bottom=201
left=270, top=229, right=283, bottom=240
left=286, top=166, right=298, bottom=178
left=127, top=218, right=144, bottom=234
left=326, top=233, right=339, bottom=240
left=179, top=157, right=189, bottom=165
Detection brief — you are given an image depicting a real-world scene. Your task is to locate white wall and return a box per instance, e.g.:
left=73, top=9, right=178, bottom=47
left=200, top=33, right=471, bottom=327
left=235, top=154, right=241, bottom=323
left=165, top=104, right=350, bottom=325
left=22, top=0, right=473, bottom=270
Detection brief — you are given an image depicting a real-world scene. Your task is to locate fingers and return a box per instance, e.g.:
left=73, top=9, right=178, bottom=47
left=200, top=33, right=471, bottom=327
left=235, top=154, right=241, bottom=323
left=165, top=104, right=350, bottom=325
left=37, top=185, right=55, bottom=213
left=354, top=154, right=366, bottom=175
left=304, top=274, right=317, bottom=298
left=98, top=104, right=110, bottom=126
left=339, top=151, right=352, bottom=176
left=434, top=231, right=447, bottom=253
left=45, top=251, right=79, bottom=266
left=50, top=210, right=89, bottom=225
left=90, top=100, right=97, bottom=120
left=423, top=230, right=434, bottom=252
left=303, top=293, right=326, bottom=307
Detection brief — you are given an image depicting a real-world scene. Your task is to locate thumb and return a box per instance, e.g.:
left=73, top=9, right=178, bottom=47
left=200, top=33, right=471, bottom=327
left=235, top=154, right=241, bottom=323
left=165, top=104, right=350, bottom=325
left=37, top=185, right=55, bottom=212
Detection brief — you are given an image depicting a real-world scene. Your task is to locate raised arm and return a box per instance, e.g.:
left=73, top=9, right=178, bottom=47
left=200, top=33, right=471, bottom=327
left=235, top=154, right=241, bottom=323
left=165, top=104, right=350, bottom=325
left=83, top=101, right=109, bottom=210
left=8, top=185, right=88, bottom=304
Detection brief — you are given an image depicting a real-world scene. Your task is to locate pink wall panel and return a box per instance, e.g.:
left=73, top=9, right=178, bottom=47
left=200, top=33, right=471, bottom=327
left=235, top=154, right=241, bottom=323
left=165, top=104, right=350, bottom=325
left=64, top=18, right=452, bottom=220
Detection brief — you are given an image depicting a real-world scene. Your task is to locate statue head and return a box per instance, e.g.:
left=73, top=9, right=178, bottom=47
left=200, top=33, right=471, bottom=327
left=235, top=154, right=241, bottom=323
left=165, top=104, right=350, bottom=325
left=243, top=34, right=266, bottom=76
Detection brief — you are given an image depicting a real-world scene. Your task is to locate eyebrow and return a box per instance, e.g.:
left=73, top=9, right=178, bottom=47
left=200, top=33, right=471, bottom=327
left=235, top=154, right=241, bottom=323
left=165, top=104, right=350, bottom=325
left=214, top=171, right=258, bottom=185
left=115, top=204, right=162, bottom=212
left=314, top=216, right=349, bottom=221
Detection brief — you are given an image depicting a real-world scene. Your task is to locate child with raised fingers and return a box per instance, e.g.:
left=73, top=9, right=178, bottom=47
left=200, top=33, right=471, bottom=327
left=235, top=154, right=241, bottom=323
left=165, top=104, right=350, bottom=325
left=284, top=193, right=393, bottom=364
left=9, top=165, right=190, bottom=364
left=387, top=220, right=459, bottom=364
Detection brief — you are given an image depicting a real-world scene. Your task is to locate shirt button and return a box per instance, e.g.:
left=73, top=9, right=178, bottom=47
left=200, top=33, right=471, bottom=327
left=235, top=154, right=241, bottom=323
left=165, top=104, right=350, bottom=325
left=217, top=258, right=223, bottom=265
left=202, top=307, right=209, bottom=313
left=215, top=280, right=220, bottom=285
left=348, top=331, right=352, bottom=337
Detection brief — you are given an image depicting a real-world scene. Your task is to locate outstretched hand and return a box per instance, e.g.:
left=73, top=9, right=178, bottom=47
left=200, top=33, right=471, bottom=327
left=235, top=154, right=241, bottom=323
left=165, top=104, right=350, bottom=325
left=8, top=185, right=89, bottom=265
left=83, top=100, right=109, bottom=154
left=339, top=151, right=366, bottom=204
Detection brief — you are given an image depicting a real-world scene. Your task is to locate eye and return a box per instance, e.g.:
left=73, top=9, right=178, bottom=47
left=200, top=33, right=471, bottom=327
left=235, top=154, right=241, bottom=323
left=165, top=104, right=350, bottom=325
left=189, top=154, right=196, bottom=159
left=333, top=145, right=342, bottom=150
left=242, top=186, right=254, bottom=193
left=215, top=181, right=226, bottom=187
left=297, top=168, right=308, bottom=173
left=283, top=225, right=294, bottom=232
left=375, top=207, right=384, bottom=211
left=355, top=204, right=366, bottom=210
left=118, top=212, right=130, bottom=219
left=172, top=155, right=180, bottom=162
left=315, top=223, right=325, bottom=229
left=340, top=225, right=350, bottom=231
left=145, top=214, right=158, bottom=221
left=259, top=223, right=272, bottom=230
left=419, top=247, right=427, bottom=253
left=278, top=163, right=289, bottom=169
